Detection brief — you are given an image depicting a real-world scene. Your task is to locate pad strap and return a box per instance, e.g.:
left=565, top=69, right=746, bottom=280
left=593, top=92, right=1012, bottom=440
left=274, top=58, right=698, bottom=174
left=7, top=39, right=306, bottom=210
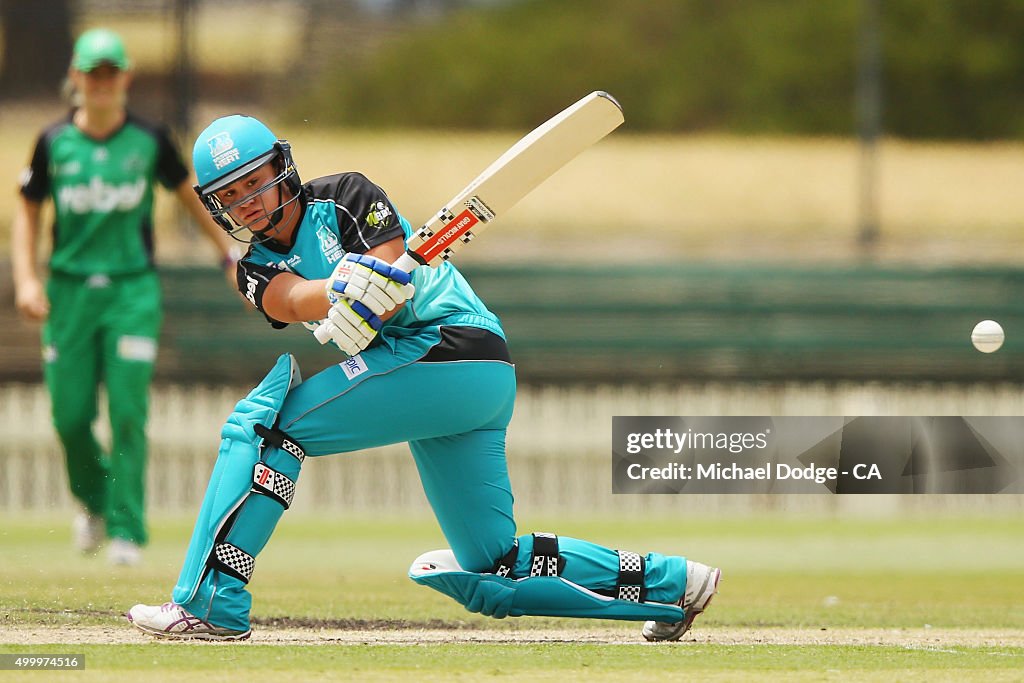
left=614, top=550, right=646, bottom=602
left=254, top=423, right=306, bottom=463
left=491, top=539, right=519, bottom=578
left=529, top=532, right=564, bottom=577
left=211, top=542, right=255, bottom=583
left=594, top=550, right=647, bottom=603
left=251, top=463, right=296, bottom=509
left=490, top=533, right=566, bottom=579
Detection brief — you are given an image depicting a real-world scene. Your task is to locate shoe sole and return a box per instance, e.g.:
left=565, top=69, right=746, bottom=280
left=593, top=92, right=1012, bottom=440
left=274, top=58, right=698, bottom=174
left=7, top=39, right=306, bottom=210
left=127, top=614, right=251, bottom=641
left=643, top=567, right=721, bottom=642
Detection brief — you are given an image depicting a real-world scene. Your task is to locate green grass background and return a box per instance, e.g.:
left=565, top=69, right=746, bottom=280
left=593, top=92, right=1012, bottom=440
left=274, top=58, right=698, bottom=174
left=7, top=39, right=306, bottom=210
left=1, top=514, right=1022, bottom=680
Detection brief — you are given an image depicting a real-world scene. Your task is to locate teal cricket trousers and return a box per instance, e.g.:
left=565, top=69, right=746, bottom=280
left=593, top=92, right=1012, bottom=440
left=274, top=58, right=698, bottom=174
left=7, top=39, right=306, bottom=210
left=182, top=326, right=684, bottom=630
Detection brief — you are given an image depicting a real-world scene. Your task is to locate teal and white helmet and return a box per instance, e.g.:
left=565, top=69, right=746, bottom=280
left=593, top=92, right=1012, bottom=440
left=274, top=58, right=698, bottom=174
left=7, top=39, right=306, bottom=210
left=192, top=114, right=301, bottom=241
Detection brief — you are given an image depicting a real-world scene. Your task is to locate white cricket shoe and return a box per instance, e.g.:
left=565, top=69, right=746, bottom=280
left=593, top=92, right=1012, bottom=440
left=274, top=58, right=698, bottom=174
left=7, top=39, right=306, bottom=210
left=72, top=511, right=105, bottom=554
left=108, top=538, right=142, bottom=566
left=127, top=602, right=251, bottom=641
left=642, top=560, right=721, bottom=642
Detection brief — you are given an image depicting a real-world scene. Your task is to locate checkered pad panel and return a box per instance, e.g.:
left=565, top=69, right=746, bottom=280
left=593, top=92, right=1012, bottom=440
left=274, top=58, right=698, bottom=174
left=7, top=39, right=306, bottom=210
left=252, top=463, right=296, bottom=508
left=530, top=554, right=559, bottom=577
left=618, top=551, right=643, bottom=573
left=214, top=542, right=255, bottom=582
left=272, top=473, right=296, bottom=506
left=280, top=439, right=305, bottom=463
left=617, top=585, right=642, bottom=602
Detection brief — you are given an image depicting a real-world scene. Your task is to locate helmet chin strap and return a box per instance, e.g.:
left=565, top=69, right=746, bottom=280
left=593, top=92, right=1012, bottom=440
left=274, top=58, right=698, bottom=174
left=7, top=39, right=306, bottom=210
left=268, top=182, right=286, bottom=228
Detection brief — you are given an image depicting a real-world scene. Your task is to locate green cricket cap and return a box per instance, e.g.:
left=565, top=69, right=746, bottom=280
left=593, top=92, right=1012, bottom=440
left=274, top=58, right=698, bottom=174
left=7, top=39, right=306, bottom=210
left=72, top=28, right=130, bottom=72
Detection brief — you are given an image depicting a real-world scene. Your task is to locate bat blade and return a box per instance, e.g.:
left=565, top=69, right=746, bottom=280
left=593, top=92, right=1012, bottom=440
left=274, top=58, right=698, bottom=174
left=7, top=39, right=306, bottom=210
left=316, top=91, right=624, bottom=346
left=405, top=91, right=624, bottom=269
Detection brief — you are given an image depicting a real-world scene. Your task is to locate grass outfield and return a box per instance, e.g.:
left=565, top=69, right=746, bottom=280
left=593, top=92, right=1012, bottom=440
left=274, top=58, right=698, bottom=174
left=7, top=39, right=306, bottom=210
left=1, top=514, right=1022, bottom=680
left=1, top=643, right=1022, bottom=683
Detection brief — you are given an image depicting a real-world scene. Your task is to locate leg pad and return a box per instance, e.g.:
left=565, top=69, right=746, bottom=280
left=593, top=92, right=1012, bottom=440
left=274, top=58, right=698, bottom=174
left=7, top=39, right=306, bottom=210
left=410, top=549, right=684, bottom=623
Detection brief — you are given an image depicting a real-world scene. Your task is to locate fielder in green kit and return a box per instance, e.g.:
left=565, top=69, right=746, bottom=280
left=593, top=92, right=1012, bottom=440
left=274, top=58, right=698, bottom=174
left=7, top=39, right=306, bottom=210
left=11, top=28, right=235, bottom=565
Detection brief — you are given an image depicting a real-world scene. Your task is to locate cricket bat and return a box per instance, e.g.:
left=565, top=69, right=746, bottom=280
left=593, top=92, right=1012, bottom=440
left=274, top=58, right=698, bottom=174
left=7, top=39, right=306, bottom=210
left=315, top=90, right=624, bottom=344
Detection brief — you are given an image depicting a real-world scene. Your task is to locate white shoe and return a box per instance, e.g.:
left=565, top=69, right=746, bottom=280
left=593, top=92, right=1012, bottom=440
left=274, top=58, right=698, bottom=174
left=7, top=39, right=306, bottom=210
left=642, top=560, right=721, bottom=642
left=72, top=511, right=105, bottom=554
left=127, top=602, right=251, bottom=641
left=108, top=538, right=142, bottom=566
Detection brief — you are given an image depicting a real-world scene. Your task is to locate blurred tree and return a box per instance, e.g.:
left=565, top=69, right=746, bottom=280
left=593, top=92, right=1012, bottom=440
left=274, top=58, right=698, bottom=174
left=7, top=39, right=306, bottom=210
left=287, top=0, right=1024, bottom=140
left=0, top=0, right=73, bottom=98
left=883, top=0, right=1024, bottom=139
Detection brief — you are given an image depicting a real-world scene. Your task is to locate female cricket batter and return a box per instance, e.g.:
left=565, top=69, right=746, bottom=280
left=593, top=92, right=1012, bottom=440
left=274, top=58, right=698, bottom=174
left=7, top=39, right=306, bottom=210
left=12, top=29, right=236, bottom=565
left=127, top=114, right=719, bottom=640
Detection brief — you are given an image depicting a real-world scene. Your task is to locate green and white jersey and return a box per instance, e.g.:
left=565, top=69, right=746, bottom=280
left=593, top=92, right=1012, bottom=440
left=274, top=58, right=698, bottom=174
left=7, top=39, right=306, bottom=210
left=19, top=111, right=189, bottom=276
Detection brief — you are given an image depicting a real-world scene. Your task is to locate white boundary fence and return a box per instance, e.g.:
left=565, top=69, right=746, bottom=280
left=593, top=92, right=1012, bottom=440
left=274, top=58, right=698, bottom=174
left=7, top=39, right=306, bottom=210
left=3, top=382, right=1023, bottom=516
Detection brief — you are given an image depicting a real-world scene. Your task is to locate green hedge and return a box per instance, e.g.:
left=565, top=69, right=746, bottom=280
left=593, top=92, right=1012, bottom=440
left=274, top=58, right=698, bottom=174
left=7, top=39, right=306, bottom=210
left=289, top=0, right=1024, bottom=140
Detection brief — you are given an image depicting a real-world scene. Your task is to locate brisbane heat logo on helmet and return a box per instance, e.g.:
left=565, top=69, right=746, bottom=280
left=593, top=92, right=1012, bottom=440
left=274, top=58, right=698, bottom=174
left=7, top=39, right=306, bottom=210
left=208, top=132, right=240, bottom=170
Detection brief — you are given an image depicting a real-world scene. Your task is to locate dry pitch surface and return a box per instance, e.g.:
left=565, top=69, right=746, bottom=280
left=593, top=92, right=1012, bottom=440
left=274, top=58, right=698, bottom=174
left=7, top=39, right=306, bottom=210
left=4, top=622, right=1022, bottom=647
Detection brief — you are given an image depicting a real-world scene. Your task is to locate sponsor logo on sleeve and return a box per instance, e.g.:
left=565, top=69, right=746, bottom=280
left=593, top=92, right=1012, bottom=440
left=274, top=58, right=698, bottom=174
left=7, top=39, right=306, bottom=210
left=244, top=274, right=259, bottom=306
left=365, top=200, right=394, bottom=230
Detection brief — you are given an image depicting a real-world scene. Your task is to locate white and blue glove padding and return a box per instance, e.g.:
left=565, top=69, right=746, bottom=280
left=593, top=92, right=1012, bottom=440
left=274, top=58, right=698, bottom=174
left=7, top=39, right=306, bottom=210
left=326, top=253, right=415, bottom=317
left=318, top=300, right=382, bottom=356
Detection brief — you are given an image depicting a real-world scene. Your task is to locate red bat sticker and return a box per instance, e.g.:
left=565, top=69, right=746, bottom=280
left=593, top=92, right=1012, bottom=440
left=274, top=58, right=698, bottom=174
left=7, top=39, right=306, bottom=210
left=416, top=208, right=479, bottom=262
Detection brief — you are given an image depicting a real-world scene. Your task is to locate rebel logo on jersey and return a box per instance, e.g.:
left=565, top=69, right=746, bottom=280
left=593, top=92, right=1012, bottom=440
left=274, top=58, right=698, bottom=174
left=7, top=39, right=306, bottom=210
left=57, top=176, right=146, bottom=214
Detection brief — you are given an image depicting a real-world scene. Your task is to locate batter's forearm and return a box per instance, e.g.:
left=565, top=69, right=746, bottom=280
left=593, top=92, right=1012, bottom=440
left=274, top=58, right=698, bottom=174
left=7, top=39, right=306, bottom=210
left=261, top=274, right=332, bottom=323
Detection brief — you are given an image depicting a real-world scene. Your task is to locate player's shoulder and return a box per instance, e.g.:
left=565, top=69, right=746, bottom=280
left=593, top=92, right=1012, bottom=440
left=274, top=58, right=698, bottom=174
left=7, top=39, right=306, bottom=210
left=304, top=171, right=385, bottom=203
left=123, top=111, right=176, bottom=142
left=35, top=111, right=76, bottom=147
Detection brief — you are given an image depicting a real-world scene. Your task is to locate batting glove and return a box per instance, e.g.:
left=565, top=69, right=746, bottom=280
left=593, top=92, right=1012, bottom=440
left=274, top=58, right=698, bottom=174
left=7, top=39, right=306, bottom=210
left=326, top=253, right=415, bottom=316
left=319, top=300, right=383, bottom=356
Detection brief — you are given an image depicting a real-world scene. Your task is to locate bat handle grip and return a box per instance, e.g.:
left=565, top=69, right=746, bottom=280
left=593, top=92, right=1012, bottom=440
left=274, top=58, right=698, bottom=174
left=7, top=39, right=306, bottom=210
left=392, top=251, right=422, bottom=274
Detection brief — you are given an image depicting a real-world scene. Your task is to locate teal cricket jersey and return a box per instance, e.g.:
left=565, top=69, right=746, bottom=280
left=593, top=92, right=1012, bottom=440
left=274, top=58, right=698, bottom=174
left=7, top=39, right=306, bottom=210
left=237, top=172, right=504, bottom=342
left=19, top=110, right=190, bottom=276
